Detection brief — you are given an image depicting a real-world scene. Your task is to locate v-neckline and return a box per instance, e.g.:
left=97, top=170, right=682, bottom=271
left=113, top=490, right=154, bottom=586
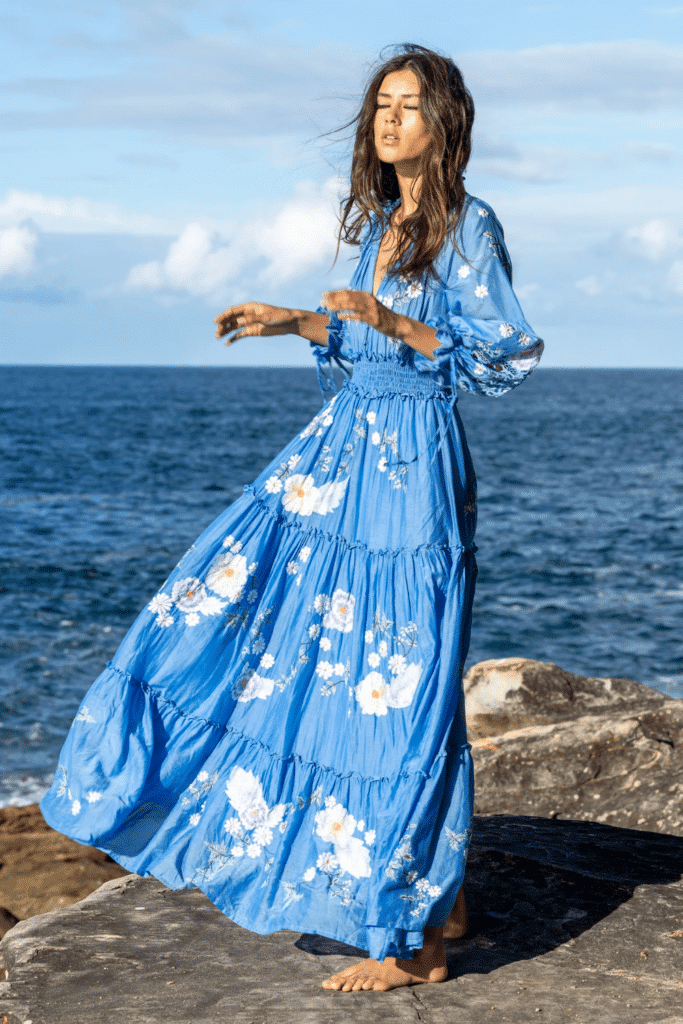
left=371, top=201, right=402, bottom=299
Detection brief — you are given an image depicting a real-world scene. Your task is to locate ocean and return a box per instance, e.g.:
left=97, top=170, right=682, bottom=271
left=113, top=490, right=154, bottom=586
left=1, top=365, right=682, bottom=807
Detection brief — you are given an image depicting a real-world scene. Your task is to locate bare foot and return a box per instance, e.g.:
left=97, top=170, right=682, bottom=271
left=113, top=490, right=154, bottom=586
left=322, top=926, right=447, bottom=992
left=443, top=884, right=468, bottom=940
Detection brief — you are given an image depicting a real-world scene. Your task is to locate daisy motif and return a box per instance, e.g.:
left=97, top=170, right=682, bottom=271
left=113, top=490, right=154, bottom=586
left=189, top=813, right=201, bottom=826
left=499, top=323, right=515, bottom=338
left=478, top=207, right=488, bottom=217
left=85, top=791, right=102, bottom=803
left=333, top=663, right=345, bottom=676
left=265, top=475, right=282, bottom=493
left=388, top=654, right=406, bottom=674
left=224, top=819, right=244, bottom=838
left=288, top=454, right=301, bottom=469
left=379, top=294, right=394, bottom=308
left=171, top=578, right=208, bottom=612
left=322, top=415, right=333, bottom=426
left=323, top=590, right=355, bottom=632
left=371, top=431, right=381, bottom=446
left=281, top=474, right=319, bottom=516
left=474, top=285, right=489, bottom=298
left=377, top=457, right=387, bottom=472
left=259, top=653, right=275, bottom=669
left=364, top=630, right=374, bottom=644
left=405, top=282, right=423, bottom=299
left=299, top=546, right=311, bottom=562
left=457, top=264, right=470, bottom=279
left=247, top=588, right=258, bottom=604
left=365, top=830, right=376, bottom=845
left=148, top=593, right=172, bottom=616
left=366, top=411, right=376, bottom=424
left=303, top=866, right=316, bottom=882
left=246, top=843, right=262, bottom=858
left=378, top=640, right=388, bottom=657
left=319, top=637, right=332, bottom=652
left=316, top=851, right=339, bottom=871
left=428, top=884, right=442, bottom=897
left=355, top=671, right=388, bottom=716
left=286, top=560, right=299, bottom=575
left=157, top=612, right=174, bottom=628
left=308, top=623, right=321, bottom=639
left=185, top=611, right=200, bottom=626
left=368, top=652, right=381, bottom=668
left=206, top=554, right=248, bottom=602
left=315, top=661, right=334, bottom=679
left=313, top=594, right=330, bottom=614
left=415, top=878, right=430, bottom=893
left=253, top=825, right=273, bottom=846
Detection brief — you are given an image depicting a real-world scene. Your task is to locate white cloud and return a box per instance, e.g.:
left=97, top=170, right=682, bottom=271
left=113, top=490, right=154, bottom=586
left=461, top=41, right=683, bottom=112
left=0, top=190, right=174, bottom=235
left=126, top=178, right=345, bottom=299
left=575, top=275, right=604, bottom=297
left=625, top=219, right=682, bottom=260
left=0, top=225, right=38, bottom=276
left=667, top=261, right=683, bottom=293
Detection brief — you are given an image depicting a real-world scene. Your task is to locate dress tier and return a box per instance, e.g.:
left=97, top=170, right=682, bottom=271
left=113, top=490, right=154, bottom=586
left=40, top=195, right=543, bottom=960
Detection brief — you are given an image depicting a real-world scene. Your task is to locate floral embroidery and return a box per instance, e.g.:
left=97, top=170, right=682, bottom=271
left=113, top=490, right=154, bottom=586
left=280, top=473, right=348, bottom=518
left=458, top=264, right=470, bottom=279
left=322, top=589, right=354, bottom=632
left=386, top=826, right=443, bottom=918
left=195, top=768, right=287, bottom=881
left=55, top=765, right=82, bottom=817
left=354, top=663, right=422, bottom=716
left=474, top=284, right=489, bottom=299
left=370, top=427, right=411, bottom=491
left=299, top=393, right=338, bottom=439
left=148, top=541, right=253, bottom=630
left=314, top=797, right=372, bottom=878
left=75, top=706, right=96, bottom=723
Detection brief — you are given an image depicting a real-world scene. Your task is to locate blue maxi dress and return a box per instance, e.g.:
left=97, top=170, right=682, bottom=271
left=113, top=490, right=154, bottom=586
left=41, top=194, right=543, bottom=961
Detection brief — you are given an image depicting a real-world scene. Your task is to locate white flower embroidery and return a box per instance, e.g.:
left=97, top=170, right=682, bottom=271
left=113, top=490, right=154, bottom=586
left=185, top=611, right=200, bottom=626
left=206, top=553, right=248, bottom=602
left=428, top=884, right=443, bottom=897
left=377, top=457, right=388, bottom=472
left=232, top=845, right=245, bottom=857
left=474, top=284, right=489, bottom=298
left=286, top=560, right=299, bottom=575
left=308, top=623, right=321, bottom=639
left=473, top=363, right=486, bottom=376
left=189, top=813, right=201, bottom=826
left=253, top=825, right=273, bottom=846
left=299, top=546, right=311, bottom=562
left=388, top=653, right=406, bottom=675
left=282, top=473, right=318, bottom=515
left=246, top=842, right=262, bottom=858
left=322, top=415, right=333, bottom=426
left=85, top=790, right=102, bottom=803
left=75, top=706, right=96, bottom=723
left=157, top=612, right=174, bottom=627
left=371, top=431, right=381, bottom=446
left=365, top=830, right=376, bottom=846
left=379, top=294, right=394, bottom=308
left=225, top=767, right=286, bottom=832
left=148, top=593, right=172, bottom=616
left=71, top=799, right=81, bottom=815
left=364, top=630, right=374, bottom=644
left=314, top=594, right=330, bottom=614
left=457, top=264, right=470, bottom=279
left=247, top=587, right=258, bottom=604
left=259, top=653, right=275, bottom=669
left=237, top=672, right=275, bottom=703
left=313, top=477, right=348, bottom=515
left=315, top=661, right=334, bottom=680
left=323, top=590, right=355, bottom=632
left=288, top=453, right=301, bottom=469
left=171, top=578, right=208, bottom=612
left=333, top=662, right=345, bottom=677
left=317, top=851, right=339, bottom=871
left=385, top=662, right=422, bottom=708
left=368, top=652, right=381, bottom=668
left=314, top=799, right=372, bottom=879
left=405, top=281, right=423, bottom=299
left=378, top=640, right=388, bottom=658
left=499, top=323, right=514, bottom=338
left=303, top=866, right=316, bottom=882
left=265, top=475, right=283, bottom=494
left=319, top=637, right=331, bottom=652
left=355, top=672, right=388, bottom=715
left=519, top=332, right=532, bottom=347
left=366, top=411, right=376, bottom=424
left=224, top=818, right=244, bottom=838
left=478, top=206, right=488, bottom=217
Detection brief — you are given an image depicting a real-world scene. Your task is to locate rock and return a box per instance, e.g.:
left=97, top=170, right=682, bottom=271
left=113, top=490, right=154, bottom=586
left=0, top=909, right=18, bottom=939
left=465, top=658, right=683, bottom=836
left=1, top=816, right=681, bottom=1024
left=0, top=804, right=129, bottom=920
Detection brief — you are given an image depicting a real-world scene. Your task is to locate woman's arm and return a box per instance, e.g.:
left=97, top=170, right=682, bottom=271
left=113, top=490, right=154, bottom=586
left=214, top=302, right=331, bottom=347
left=321, top=290, right=438, bottom=361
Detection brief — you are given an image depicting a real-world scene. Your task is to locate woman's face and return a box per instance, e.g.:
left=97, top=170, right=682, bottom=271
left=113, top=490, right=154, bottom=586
left=373, top=68, right=431, bottom=169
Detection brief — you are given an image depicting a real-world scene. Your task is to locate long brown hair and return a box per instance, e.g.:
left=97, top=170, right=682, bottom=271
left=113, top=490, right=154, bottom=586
left=335, top=44, right=474, bottom=282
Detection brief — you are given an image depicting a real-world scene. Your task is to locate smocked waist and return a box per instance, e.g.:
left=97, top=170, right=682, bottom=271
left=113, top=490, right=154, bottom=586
left=349, top=359, right=454, bottom=398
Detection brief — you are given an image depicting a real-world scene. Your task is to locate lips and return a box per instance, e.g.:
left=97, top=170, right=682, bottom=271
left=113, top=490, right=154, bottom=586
left=382, top=133, right=399, bottom=141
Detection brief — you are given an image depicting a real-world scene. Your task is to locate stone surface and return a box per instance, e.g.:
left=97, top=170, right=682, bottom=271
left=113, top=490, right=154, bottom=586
left=1, top=816, right=682, bottom=1024
left=0, top=804, right=129, bottom=922
left=465, top=658, right=683, bottom=836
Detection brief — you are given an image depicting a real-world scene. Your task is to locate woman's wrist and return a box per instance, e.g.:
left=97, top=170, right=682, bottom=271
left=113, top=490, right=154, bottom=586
left=292, top=309, right=331, bottom=347
left=390, top=311, right=439, bottom=361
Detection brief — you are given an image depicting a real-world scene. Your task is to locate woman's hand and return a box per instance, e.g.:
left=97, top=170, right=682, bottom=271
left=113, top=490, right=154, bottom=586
left=214, top=302, right=300, bottom=344
left=322, top=289, right=439, bottom=361
left=321, top=289, right=400, bottom=339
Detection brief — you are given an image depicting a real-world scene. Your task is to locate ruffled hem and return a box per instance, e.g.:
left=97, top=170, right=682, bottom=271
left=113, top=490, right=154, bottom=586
left=40, top=662, right=473, bottom=962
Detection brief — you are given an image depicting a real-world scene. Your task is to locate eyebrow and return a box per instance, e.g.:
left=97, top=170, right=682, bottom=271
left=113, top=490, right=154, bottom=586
left=377, top=92, right=419, bottom=98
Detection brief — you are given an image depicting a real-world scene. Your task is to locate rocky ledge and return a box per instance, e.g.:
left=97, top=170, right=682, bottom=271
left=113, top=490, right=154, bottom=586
left=0, top=816, right=682, bottom=1024
left=465, top=658, right=683, bottom=836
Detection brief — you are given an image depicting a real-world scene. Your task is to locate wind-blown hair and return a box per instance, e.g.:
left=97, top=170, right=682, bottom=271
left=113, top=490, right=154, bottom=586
left=336, top=43, right=474, bottom=282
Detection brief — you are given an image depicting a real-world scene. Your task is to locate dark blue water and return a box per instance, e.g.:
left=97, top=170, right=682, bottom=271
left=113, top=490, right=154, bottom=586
left=2, top=366, right=682, bottom=806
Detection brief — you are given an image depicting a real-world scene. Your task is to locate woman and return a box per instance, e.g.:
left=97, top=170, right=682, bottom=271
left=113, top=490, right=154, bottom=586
left=41, top=45, right=543, bottom=993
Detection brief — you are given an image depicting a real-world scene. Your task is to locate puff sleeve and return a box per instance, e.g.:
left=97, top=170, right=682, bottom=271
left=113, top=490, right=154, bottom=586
left=309, top=308, right=351, bottom=397
left=413, top=199, right=544, bottom=396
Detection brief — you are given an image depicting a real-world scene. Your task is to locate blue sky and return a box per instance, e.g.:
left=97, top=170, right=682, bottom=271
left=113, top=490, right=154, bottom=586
left=1, top=0, right=682, bottom=367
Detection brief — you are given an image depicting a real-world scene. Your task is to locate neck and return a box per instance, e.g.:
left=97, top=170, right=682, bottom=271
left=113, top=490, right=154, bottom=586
left=393, top=164, right=421, bottom=222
